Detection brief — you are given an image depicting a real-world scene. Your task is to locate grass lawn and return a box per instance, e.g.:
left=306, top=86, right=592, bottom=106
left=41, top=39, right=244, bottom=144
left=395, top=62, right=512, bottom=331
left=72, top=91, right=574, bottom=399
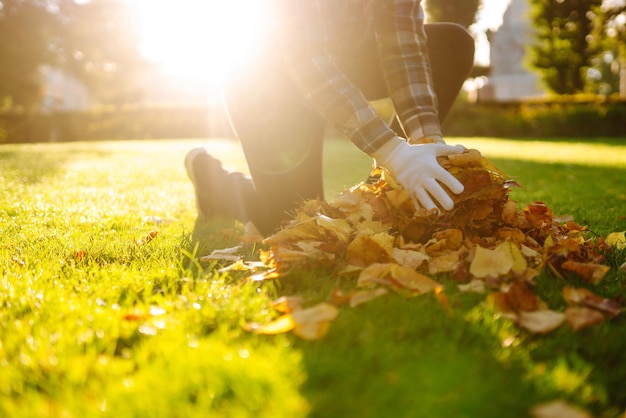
left=1, top=136, right=625, bottom=418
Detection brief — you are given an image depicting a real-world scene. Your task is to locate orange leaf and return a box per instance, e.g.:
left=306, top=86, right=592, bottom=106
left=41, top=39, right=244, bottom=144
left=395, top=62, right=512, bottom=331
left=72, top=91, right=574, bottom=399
left=561, top=260, right=610, bottom=284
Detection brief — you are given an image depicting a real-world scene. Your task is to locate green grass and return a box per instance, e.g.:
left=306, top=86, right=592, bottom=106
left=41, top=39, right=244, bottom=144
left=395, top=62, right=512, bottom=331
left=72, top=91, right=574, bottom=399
left=1, top=137, right=625, bottom=418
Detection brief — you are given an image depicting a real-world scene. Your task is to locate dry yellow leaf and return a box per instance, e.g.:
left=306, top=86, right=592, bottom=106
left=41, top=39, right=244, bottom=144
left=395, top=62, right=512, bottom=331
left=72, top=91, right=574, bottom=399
left=346, top=232, right=394, bottom=267
left=392, top=247, right=429, bottom=270
left=389, top=264, right=440, bottom=294
left=246, top=315, right=295, bottom=335
left=469, top=242, right=526, bottom=279
left=606, top=231, right=626, bottom=250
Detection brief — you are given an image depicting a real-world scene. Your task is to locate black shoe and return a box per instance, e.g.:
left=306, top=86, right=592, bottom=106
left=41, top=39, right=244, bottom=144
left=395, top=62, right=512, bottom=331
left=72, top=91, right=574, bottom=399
left=184, top=148, right=228, bottom=220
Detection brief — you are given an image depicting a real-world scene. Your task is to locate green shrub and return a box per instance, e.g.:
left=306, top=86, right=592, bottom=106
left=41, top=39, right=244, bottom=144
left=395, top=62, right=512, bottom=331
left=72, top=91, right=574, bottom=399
left=444, top=96, right=626, bottom=138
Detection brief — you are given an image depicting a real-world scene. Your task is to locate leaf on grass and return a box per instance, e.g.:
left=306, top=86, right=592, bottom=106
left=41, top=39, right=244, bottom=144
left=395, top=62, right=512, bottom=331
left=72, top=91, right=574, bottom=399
left=271, top=296, right=304, bottom=313
left=135, top=230, right=158, bottom=245
left=505, top=279, right=540, bottom=312
left=246, top=315, right=295, bottom=335
left=458, top=279, right=486, bottom=293
left=350, top=288, right=388, bottom=308
left=565, top=306, right=605, bottom=331
left=247, top=302, right=339, bottom=340
left=531, top=400, right=592, bottom=418
left=517, top=310, right=566, bottom=334
left=388, top=265, right=440, bottom=294
left=562, top=286, right=621, bottom=317
left=469, top=242, right=526, bottom=279
left=200, top=245, right=243, bottom=263
left=291, top=303, right=340, bottom=340
left=606, top=231, right=626, bottom=250
left=248, top=268, right=281, bottom=281
left=561, top=260, right=610, bottom=284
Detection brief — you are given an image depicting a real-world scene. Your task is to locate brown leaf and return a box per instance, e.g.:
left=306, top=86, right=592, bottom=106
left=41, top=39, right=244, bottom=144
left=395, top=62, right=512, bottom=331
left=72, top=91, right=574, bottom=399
left=563, top=286, right=621, bottom=317
left=561, top=260, right=610, bottom=284
left=506, top=279, right=540, bottom=312
left=565, top=306, right=605, bottom=331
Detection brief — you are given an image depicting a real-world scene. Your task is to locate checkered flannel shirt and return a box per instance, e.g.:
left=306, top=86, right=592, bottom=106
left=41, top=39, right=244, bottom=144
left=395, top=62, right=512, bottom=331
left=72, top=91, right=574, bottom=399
left=275, top=0, right=441, bottom=155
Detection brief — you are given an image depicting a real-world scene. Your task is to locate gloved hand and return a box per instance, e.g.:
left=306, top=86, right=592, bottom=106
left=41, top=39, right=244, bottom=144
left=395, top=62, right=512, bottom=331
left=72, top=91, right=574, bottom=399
left=372, top=136, right=465, bottom=212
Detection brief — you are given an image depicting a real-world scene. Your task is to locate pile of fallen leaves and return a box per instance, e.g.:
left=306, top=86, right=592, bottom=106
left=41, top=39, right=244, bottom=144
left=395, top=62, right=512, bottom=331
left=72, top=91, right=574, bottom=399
left=207, top=149, right=625, bottom=340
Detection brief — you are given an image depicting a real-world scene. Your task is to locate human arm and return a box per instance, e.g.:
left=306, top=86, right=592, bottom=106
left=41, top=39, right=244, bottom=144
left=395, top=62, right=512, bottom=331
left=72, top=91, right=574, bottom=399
left=275, top=0, right=463, bottom=210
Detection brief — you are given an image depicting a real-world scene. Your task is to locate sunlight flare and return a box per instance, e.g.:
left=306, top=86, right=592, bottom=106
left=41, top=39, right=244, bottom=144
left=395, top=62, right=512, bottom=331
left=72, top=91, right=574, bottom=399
left=135, top=0, right=270, bottom=87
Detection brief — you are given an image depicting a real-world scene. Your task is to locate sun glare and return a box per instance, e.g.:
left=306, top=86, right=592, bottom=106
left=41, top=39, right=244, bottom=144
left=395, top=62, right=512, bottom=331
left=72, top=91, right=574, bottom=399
left=135, top=0, right=269, bottom=88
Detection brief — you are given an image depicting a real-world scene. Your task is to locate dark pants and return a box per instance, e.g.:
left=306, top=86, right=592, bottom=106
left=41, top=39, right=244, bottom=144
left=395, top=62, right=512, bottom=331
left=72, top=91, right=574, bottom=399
left=222, top=23, right=475, bottom=234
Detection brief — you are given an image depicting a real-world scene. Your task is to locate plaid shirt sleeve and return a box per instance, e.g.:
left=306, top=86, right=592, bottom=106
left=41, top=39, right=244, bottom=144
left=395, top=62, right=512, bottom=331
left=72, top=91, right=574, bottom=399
left=376, top=1, right=442, bottom=143
left=276, top=0, right=441, bottom=155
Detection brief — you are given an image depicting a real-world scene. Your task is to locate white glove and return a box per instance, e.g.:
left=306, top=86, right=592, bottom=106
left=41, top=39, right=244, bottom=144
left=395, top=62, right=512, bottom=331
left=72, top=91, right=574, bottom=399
left=372, top=137, right=465, bottom=212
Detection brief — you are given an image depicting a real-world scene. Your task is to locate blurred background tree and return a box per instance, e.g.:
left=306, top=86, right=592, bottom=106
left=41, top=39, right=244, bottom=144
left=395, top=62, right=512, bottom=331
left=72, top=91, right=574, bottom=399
left=0, top=0, right=59, bottom=109
left=529, top=0, right=603, bottom=94
left=588, top=0, right=626, bottom=95
left=0, top=0, right=146, bottom=110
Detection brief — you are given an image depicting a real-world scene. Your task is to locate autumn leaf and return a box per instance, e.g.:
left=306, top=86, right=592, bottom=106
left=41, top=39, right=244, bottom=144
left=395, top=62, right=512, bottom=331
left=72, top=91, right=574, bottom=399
left=271, top=296, right=304, bottom=313
left=251, top=148, right=616, bottom=340
left=245, top=315, right=295, bottom=335
left=531, top=400, right=592, bottom=418
left=458, top=279, right=486, bottom=294
left=291, top=303, right=340, bottom=340
left=135, top=230, right=158, bottom=245
left=200, top=245, right=243, bottom=263
left=565, top=306, right=605, bottom=331
left=517, top=310, right=566, bottom=334
left=606, top=231, right=626, bottom=249
left=562, top=286, right=621, bottom=317
left=469, top=242, right=527, bottom=279
left=388, top=264, right=440, bottom=294
left=246, top=302, right=339, bottom=340
left=346, top=232, right=394, bottom=267
left=349, top=288, right=388, bottom=308
left=561, top=260, right=610, bottom=284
